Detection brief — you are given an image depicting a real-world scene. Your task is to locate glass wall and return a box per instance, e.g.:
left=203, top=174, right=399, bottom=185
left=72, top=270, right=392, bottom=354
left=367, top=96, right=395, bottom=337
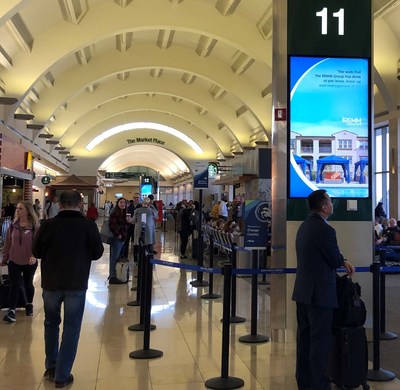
left=374, top=126, right=389, bottom=215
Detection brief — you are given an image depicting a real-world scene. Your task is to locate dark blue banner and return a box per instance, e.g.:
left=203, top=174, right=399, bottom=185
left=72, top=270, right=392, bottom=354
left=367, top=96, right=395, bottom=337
left=193, top=161, right=208, bottom=189
left=244, top=200, right=271, bottom=249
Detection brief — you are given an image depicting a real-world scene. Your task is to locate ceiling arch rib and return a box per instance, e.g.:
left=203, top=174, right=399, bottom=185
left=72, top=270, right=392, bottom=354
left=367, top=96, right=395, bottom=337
left=0, top=0, right=276, bottom=175
left=68, top=122, right=217, bottom=163
left=99, top=144, right=190, bottom=181
left=69, top=112, right=218, bottom=160
left=49, top=92, right=233, bottom=144
left=2, top=0, right=272, bottom=97
left=31, top=45, right=269, bottom=130
left=86, top=122, right=203, bottom=153
left=0, top=1, right=26, bottom=26
left=68, top=126, right=203, bottom=177
left=41, top=76, right=243, bottom=153
left=50, top=96, right=231, bottom=154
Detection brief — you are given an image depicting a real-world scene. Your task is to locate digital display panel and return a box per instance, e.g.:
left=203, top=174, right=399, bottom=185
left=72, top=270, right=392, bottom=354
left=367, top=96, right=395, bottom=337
left=288, top=56, right=370, bottom=198
left=141, top=184, right=152, bottom=197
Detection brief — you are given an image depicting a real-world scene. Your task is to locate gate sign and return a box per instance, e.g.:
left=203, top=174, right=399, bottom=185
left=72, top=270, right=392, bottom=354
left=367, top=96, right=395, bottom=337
left=193, top=161, right=208, bottom=189
left=244, top=200, right=271, bottom=249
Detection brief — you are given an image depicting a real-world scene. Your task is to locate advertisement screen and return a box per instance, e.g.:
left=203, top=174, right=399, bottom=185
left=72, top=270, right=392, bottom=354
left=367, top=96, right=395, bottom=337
left=141, top=184, right=152, bottom=197
left=288, top=56, right=370, bottom=198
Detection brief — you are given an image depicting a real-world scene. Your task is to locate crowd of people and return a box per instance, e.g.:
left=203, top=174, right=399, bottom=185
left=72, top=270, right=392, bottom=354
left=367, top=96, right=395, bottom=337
left=106, top=193, right=158, bottom=284
left=374, top=202, right=400, bottom=246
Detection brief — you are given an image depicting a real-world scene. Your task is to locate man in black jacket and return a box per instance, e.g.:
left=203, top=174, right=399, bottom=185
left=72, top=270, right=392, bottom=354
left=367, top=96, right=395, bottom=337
left=32, top=190, right=104, bottom=388
left=292, top=189, right=354, bottom=390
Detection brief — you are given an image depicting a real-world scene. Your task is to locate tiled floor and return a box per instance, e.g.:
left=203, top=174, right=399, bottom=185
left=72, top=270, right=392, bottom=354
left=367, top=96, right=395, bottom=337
left=1, top=228, right=400, bottom=389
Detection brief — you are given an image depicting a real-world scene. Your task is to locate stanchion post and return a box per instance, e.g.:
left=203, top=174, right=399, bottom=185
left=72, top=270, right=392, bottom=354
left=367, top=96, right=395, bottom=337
left=191, top=190, right=209, bottom=288
left=202, top=235, right=221, bottom=300
left=239, top=250, right=269, bottom=344
left=367, top=259, right=395, bottom=382
left=127, top=227, right=145, bottom=307
left=205, top=264, right=244, bottom=389
left=379, top=250, right=397, bottom=340
left=228, top=244, right=245, bottom=323
left=129, top=253, right=163, bottom=359
left=128, top=229, right=156, bottom=332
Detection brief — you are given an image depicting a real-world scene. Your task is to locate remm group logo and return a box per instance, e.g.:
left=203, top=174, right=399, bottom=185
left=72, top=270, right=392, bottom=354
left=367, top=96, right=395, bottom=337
left=342, top=117, right=362, bottom=126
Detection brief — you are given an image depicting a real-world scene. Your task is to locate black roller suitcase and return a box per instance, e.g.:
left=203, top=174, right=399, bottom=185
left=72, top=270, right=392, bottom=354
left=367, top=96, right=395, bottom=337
left=328, top=326, right=370, bottom=390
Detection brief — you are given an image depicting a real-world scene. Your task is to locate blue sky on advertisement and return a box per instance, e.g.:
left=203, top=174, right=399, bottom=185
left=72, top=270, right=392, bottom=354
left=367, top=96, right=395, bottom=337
left=290, top=57, right=369, bottom=137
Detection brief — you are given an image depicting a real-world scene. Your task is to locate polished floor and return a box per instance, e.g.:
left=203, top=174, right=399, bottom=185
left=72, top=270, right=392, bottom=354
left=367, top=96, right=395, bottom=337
left=1, top=227, right=400, bottom=389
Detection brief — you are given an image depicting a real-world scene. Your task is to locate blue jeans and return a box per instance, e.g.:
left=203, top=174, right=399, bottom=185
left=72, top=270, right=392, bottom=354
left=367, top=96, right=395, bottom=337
left=109, top=237, right=124, bottom=278
left=43, top=289, right=86, bottom=383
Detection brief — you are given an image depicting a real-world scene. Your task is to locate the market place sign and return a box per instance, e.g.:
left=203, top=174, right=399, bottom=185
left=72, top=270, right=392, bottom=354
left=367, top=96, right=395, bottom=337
left=127, top=137, right=165, bottom=145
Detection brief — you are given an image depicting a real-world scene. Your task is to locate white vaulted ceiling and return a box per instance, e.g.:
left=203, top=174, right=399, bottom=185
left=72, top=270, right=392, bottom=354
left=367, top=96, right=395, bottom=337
left=0, top=0, right=399, bottom=182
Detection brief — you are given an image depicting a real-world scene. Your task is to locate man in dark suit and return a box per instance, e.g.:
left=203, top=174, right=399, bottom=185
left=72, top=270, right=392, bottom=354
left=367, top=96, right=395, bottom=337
left=292, top=189, right=354, bottom=390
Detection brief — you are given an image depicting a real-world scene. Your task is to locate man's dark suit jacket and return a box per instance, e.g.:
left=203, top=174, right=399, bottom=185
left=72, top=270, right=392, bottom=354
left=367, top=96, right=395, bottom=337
left=292, top=212, right=345, bottom=308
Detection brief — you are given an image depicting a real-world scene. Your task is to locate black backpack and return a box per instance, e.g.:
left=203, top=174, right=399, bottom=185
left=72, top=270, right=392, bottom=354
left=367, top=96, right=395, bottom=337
left=334, top=274, right=367, bottom=329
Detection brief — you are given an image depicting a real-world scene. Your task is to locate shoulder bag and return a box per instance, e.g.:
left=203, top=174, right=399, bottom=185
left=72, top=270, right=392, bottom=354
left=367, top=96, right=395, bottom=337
left=100, top=222, right=114, bottom=245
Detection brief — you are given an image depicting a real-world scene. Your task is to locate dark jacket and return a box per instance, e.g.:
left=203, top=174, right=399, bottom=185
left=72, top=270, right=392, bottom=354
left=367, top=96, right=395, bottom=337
left=108, top=208, right=128, bottom=239
left=292, top=212, right=345, bottom=308
left=32, top=210, right=104, bottom=291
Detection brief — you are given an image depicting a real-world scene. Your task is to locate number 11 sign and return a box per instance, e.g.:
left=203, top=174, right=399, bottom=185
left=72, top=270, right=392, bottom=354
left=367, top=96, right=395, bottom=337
left=288, top=0, right=371, bottom=58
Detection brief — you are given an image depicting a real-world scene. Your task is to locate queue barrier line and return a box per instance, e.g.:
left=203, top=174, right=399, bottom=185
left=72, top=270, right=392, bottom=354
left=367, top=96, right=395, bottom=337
left=381, top=265, right=400, bottom=273
left=151, top=258, right=222, bottom=274
left=150, top=259, right=372, bottom=275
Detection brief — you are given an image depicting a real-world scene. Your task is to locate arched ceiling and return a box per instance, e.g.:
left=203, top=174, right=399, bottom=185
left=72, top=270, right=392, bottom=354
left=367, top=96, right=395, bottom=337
left=0, top=0, right=399, bottom=183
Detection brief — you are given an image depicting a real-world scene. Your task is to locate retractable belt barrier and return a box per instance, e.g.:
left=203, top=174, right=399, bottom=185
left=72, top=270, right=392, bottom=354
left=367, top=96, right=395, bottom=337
left=150, top=259, right=370, bottom=275
left=130, top=241, right=399, bottom=388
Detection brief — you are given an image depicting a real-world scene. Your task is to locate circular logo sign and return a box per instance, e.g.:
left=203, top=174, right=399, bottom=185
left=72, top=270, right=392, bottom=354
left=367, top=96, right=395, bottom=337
left=41, top=176, right=51, bottom=185
left=208, top=162, right=218, bottom=177
left=255, top=201, right=271, bottom=223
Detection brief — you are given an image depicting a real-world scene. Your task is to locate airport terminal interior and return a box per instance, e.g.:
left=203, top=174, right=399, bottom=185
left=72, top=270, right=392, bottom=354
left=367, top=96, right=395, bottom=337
left=1, top=0, right=400, bottom=389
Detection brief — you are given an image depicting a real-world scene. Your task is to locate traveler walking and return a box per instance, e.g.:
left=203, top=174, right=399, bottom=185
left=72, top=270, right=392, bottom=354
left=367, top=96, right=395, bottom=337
left=32, top=190, right=103, bottom=388
left=1, top=201, right=40, bottom=322
left=108, top=197, right=128, bottom=284
left=45, top=196, right=60, bottom=219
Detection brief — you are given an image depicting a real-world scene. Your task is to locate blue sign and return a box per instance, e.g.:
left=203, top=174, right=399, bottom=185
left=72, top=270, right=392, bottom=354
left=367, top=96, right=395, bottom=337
left=193, top=161, right=208, bottom=189
left=244, top=200, right=271, bottom=249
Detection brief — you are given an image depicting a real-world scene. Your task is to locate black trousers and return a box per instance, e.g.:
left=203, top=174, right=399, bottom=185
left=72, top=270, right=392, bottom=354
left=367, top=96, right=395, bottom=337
left=296, top=302, right=333, bottom=390
left=123, top=224, right=135, bottom=258
left=8, top=260, right=38, bottom=309
left=179, top=230, right=190, bottom=256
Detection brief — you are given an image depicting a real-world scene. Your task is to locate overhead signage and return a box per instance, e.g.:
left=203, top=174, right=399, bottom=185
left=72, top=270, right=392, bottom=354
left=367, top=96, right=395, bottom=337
left=244, top=200, right=271, bottom=250
left=105, top=172, right=145, bottom=179
left=127, top=137, right=165, bottom=145
left=194, top=161, right=208, bottom=189
left=288, top=0, right=371, bottom=57
left=287, top=0, right=371, bottom=199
